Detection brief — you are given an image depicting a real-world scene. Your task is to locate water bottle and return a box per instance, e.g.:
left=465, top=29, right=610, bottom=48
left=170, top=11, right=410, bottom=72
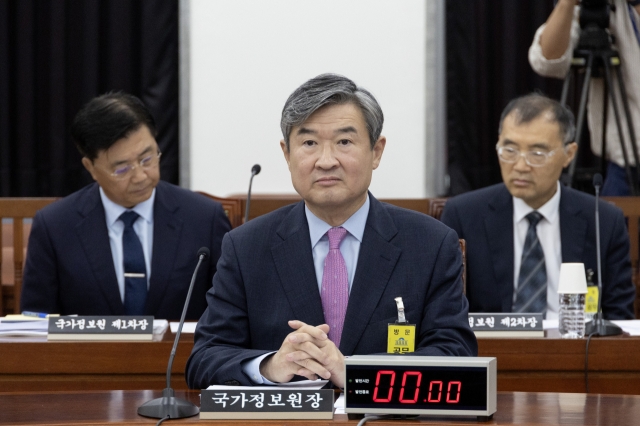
left=559, top=293, right=586, bottom=339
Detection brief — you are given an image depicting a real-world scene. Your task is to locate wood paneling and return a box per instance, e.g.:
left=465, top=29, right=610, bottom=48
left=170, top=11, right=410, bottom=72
left=2, top=331, right=640, bottom=395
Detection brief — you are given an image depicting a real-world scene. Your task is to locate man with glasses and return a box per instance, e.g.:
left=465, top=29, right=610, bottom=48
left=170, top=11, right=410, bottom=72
left=20, top=92, right=231, bottom=319
left=442, top=93, right=634, bottom=320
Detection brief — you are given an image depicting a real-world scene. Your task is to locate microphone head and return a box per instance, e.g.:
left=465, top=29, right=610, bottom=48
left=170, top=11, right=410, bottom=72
left=197, top=247, right=210, bottom=260
left=251, top=164, right=261, bottom=175
left=593, top=173, right=603, bottom=188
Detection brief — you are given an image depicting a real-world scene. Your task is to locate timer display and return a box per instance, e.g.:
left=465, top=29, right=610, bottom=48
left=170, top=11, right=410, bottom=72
left=347, top=365, right=487, bottom=410
left=345, top=355, right=496, bottom=419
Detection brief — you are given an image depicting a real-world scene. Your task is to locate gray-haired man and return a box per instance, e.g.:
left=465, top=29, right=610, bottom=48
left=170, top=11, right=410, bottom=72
left=186, top=74, right=477, bottom=389
left=442, top=93, right=635, bottom=320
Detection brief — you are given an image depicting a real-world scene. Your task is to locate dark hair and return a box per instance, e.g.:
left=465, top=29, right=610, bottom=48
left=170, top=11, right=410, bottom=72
left=280, top=73, right=384, bottom=150
left=71, top=92, right=157, bottom=160
left=498, top=93, right=576, bottom=144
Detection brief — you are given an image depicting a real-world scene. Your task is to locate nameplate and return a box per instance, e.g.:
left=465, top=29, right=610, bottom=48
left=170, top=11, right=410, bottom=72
left=469, top=313, right=544, bottom=338
left=200, top=388, right=334, bottom=419
left=47, top=316, right=154, bottom=341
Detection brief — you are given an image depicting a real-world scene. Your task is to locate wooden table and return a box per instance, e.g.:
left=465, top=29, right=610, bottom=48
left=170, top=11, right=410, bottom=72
left=0, top=332, right=193, bottom=392
left=478, top=331, right=640, bottom=395
left=0, top=389, right=639, bottom=425
left=2, top=331, right=640, bottom=395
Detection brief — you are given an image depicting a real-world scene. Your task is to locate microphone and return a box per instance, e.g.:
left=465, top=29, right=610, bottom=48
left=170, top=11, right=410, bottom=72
left=138, top=247, right=210, bottom=419
left=244, top=164, right=261, bottom=224
left=585, top=174, right=623, bottom=336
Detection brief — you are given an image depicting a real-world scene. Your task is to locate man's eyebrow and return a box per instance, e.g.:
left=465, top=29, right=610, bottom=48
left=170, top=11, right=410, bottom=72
left=334, top=126, right=358, bottom=135
left=296, top=127, right=316, bottom=136
left=295, top=126, right=358, bottom=137
left=500, top=139, right=551, bottom=150
left=109, top=146, right=154, bottom=167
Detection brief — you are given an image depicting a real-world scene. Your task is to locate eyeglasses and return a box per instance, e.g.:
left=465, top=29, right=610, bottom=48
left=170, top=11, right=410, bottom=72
left=495, top=144, right=563, bottom=167
left=108, top=151, right=162, bottom=180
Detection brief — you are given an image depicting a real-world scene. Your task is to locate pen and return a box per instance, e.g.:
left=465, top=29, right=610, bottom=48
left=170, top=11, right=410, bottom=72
left=22, top=311, right=50, bottom=318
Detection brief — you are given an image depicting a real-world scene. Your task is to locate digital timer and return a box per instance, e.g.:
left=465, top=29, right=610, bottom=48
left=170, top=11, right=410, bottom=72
left=344, top=355, right=496, bottom=420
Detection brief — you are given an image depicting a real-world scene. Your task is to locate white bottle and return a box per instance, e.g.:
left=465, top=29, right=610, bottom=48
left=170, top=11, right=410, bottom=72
left=557, top=263, right=588, bottom=339
left=559, top=293, right=586, bottom=339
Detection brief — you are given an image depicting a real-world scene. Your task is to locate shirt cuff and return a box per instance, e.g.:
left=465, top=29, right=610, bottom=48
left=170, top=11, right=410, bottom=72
left=528, top=24, right=574, bottom=79
left=241, top=352, right=278, bottom=385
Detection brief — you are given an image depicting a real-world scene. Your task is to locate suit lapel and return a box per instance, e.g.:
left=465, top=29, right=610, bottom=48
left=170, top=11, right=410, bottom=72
left=559, top=186, right=587, bottom=262
left=145, top=182, right=183, bottom=316
left=340, top=195, right=401, bottom=355
left=75, top=184, right=124, bottom=314
left=485, top=185, right=515, bottom=312
left=271, top=202, right=325, bottom=326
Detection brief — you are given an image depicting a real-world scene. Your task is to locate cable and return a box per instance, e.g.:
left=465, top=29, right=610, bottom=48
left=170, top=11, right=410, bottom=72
left=155, top=414, right=170, bottom=426
left=585, top=332, right=596, bottom=393
left=355, top=414, right=420, bottom=426
left=357, top=415, right=385, bottom=426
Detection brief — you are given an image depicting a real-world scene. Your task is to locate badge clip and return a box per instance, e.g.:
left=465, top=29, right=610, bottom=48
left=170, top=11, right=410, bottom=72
left=395, top=297, right=407, bottom=324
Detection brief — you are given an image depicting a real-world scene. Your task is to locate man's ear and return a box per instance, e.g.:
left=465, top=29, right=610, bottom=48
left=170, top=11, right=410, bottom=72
left=280, top=139, right=291, bottom=169
left=563, top=142, right=578, bottom=168
left=372, top=136, right=386, bottom=170
left=81, top=157, right=99, bottom=181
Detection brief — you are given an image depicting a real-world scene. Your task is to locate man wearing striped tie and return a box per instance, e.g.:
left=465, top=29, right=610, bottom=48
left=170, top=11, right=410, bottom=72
left=21, top=92, right=231, bottom=320
left=187, top=74, right=477, bottom=390
left=442, top=94, right=635, bottom=321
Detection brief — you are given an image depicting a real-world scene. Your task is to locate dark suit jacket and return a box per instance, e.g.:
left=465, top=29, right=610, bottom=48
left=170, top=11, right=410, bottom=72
left=186, top=194, right=477, bottom=389
left=441, top=183, right=635, bottom=319
left=20, top=181, right=231, bottom=320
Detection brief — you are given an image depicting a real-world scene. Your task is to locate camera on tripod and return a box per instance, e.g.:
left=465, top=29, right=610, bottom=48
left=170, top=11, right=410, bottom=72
left=561, top=0, right=640, bottom=194
left=577, top=0, right=613, bottom=51
left=580, top=0, right=611, bottom=30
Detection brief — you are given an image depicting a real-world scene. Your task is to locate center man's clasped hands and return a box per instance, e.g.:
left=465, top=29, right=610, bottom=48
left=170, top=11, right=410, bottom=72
left=260, top=320, right=345, bottom=388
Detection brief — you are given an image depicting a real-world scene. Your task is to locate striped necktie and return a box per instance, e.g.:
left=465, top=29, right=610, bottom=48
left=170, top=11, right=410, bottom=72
left=321, top=227, right=349, bottom=348
left=120, top=211, right=147, bottom=315
left=513, top=211, right=547, bottom=314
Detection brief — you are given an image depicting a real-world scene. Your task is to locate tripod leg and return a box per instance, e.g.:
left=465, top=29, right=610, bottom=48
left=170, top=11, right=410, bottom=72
left=601, top=86, right=608, bottom=178
left=613, top=65, right=640, bottom=191
left=568, top=54, right=594, bottom=187
left=602, top=57, right=637, bottom=195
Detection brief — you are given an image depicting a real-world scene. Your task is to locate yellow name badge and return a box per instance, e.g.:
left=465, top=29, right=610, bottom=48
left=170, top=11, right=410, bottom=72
left=585, top=286, right=599, bottom=314
left=387, top=324, right=416, bottom=354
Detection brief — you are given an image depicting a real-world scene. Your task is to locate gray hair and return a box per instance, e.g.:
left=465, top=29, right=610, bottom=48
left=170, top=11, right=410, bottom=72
left=498, top=93, right=576, bottom=145
left=280, top=73, right=384, bottom=150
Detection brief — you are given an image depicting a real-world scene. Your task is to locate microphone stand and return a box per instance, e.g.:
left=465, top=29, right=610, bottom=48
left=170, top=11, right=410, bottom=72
left=584, top=174, right=622, bottom=337
left=244, top=164, right=261, bottom=224
left=138, top=248, right=210, bottom=419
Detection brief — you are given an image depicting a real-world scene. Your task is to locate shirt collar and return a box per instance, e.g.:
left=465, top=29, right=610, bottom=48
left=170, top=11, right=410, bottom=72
left=100, top=187, right=156, bottom=227
left=305, top=194, right=370, bottom=248
left=513, top=181, right=561, bottom=224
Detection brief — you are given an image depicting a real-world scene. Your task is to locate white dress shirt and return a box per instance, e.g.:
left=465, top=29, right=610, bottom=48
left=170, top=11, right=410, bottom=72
left=306, top=195, right=369, bottom=292
left=99, top=187, right=155, bottom=303
left=513, top=182, right=562, bottom=320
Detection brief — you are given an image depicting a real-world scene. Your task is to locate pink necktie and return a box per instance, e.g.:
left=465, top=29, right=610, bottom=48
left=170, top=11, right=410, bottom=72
left=321, top=227, right=349, bottom=348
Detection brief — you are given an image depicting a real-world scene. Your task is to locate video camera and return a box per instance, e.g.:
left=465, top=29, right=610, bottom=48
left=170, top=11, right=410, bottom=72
left=580, top=0, right=611, bottom=30
left=576, top=0, right=614, bottom=51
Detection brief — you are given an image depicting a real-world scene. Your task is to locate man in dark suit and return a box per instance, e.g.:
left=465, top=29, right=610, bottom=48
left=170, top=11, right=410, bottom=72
left=186, top=74, right=477, bottom=390
left=442, top=94, right=635, bottom=320
left=20, top=92, right=231, bottom=320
